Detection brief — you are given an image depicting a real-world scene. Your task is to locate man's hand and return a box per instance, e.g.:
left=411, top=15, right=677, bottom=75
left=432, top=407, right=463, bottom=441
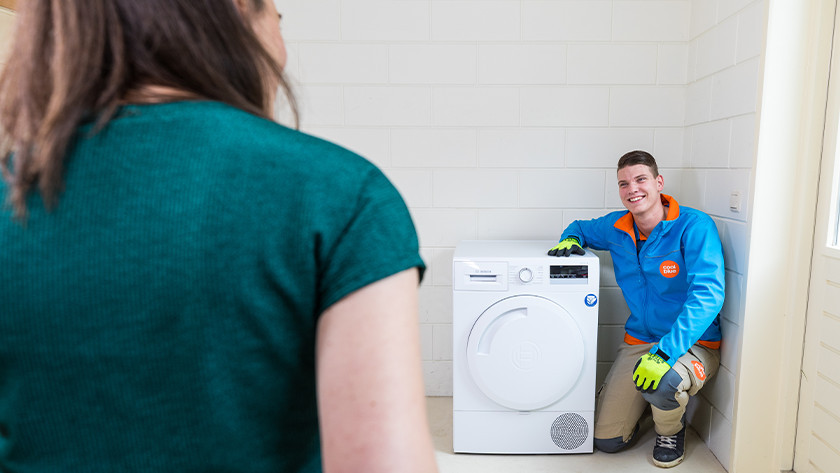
left=547, top=238, right=585, bottom=257
left=632, top=352, right=672, bottom=392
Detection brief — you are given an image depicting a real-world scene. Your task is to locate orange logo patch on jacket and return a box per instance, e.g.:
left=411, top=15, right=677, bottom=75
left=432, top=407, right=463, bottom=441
left=660, top=260, right=680, bottom=278
left=691, top=360, right=706, bottom=381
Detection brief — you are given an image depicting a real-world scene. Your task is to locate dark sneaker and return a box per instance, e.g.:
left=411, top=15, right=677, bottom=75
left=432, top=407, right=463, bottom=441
left=652, top=425, right=685, bottom=468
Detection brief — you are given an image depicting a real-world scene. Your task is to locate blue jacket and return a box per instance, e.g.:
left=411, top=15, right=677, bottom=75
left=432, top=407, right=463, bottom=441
left=561, top=195, right=724, bottom=365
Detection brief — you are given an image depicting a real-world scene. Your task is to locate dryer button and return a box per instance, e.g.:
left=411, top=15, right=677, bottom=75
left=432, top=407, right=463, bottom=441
left=518, top=268, right=534, bottom=283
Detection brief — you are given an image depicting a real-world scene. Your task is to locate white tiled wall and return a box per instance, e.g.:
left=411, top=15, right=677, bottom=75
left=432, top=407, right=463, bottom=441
left=278, top=0, right=764, bottom=468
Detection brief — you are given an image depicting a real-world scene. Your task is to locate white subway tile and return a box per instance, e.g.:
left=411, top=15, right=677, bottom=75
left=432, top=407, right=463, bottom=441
left=392, top=129, right=477, bottom=168
left=563, top=211, right=614, bottom=236
left=717, top=0, right=756, bottom=21
left=719, top=316, right=741, bottom=372
left=432, top=169, right=519, bottom=208
left=658, top=45, right=689, bottom=85
left=478, top=129, right=565, bottom=168
left=567, top=45, right=658, bottom=85
left=433, top=87, right=519, bottom=126
left=345, top=86, right=431, bottom=126
left=590, top=249, right=619, bottom=287
left=605, top=176, right=623, bottom=209
left=689, top=120, right=731, bottom=168
left=479, top=44, right=567, bottom=85
left=476, top=209, right=565, bottom=240
left=598, top=287, right=631, bottom=325
left=431, top=1, right=520, bottom=41
left=423, top=361, right=453, bottom=396
left=390, top=45, right=477, bottom=85
left=566, top=128, right=655, bottom=168
left=298, top=43, right=388, bottom=84
left=296, top=85, right=343, bottom=127
left=704, top=366, right=735, bottom=419
left=676, top=169, right=706, bottom=210
left=690, top=0, right=718, bottom=38
left=420, top=324, right=434, bottom=360
left=304, top=127, right=391, bottom=168
left=709, top=409, right=732, bottom=469
left=429, top=248, right=456, bottom=286
left=385, top=169, right=434, bottom=208
left=686, top=395, right=712, bottom=443
left=282, top=42, right=301, bottom=80
left=729, top=113, right=756, bottom=167
left=433, top=324, right=453, bottom=361
left=597, top=325, right=626, bottom=362
left=419, top=285, right=454, bottom=324
left=519, top=170, right=606, bottom=208
left=275, top=0, right=340, bottom=41
left=612, top=1, right=691, bottom=42
left=610, top=87, right=686, bottom=127
left=685, top=77, right=713, bottom=125
left=721, top=271, right=744, bottom=325
left=687, top=39, right=698, bottom=83
left=705, top=169, right=750, bottom=222
left=654, top=128, right=689, bottom=167
left=412, top=208, right=478, bottom=247
left=521, top=87, right=610, bottom=127
left=522, top=1, right=612, bottom=41
left=710, top=57, right=760, bottom=120
left=736, top=1, right=765, bottom=62
left=717, top=219, right=748, bottom=274
left=695, top=16, right=738, bottom=79
left=341, top=0, right=429, bottom=41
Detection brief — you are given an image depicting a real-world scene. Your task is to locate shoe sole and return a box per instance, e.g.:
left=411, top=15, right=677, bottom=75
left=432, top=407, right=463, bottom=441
left=653, top=454, right=685, bottom=468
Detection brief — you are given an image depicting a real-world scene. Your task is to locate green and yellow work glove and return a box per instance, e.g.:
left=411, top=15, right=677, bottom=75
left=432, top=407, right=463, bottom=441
left=547, top=237, right=585, bottom=257
left=632, top=352, right=672, bottom=393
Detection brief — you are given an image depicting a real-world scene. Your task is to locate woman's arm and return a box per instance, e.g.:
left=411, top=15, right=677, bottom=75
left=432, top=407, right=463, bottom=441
left=316, top=268, right=438, bottom=473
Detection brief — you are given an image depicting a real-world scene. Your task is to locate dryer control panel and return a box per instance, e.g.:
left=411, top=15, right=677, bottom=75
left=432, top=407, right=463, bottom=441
left=453, top=240, right=599, bottom=293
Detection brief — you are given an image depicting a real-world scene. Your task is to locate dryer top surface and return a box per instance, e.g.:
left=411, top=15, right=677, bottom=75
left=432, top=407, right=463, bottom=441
left=454, top=240, right=598, bottom=262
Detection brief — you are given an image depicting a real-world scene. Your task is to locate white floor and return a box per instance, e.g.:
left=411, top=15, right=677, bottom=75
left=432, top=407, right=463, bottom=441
left=426, top=397, right=727, bottom=473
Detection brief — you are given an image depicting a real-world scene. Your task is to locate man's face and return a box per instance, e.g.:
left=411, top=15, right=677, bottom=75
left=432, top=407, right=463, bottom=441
left=617, top=164, right=664, bottom=216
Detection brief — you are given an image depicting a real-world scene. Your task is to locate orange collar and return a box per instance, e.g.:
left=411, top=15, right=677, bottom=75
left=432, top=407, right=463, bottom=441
left=614, top=194, right=680, bottom=244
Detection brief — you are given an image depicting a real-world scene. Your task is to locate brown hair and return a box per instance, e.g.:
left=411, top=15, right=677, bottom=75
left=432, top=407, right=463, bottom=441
left=0, top=0, right=298, bottom=217
left=617, top=150, right=659, bottom=177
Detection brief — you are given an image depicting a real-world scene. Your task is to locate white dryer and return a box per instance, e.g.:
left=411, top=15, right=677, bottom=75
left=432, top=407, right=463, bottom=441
left=453, top=240, right=599, bottom=454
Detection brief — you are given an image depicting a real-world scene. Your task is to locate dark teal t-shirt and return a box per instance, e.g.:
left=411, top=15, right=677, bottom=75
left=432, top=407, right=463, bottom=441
left=0, top=101, right=424, bottom=472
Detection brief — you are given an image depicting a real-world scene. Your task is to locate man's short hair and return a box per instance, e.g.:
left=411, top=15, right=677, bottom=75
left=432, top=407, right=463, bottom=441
left=617, top=150, right=659, bottom=177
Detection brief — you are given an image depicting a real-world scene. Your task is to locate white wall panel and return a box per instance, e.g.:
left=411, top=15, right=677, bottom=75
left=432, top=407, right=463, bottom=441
left=341, top=0, right=429, bottom=41
left=522, top=1, right=612, bottom=41
left=478, top=129, right=566, bottom=168
left=521, top=87, right=610, bottom=127
left=612, top=1, right=691, bottom=42
left=479, top=44, right=568, bottom=85
left=390, top=45, right=477, bottom=85
left=567, top=45, right=658, bottom=85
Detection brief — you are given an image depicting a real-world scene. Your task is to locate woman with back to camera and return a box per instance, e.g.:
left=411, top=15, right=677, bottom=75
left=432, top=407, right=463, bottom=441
left=0, top=1, right=438, bottom=472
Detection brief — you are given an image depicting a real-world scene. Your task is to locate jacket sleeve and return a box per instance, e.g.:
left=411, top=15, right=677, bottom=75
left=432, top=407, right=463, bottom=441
left=653, top=215, right=725, bottom=365
left=560, top=214, right=615, bottom=252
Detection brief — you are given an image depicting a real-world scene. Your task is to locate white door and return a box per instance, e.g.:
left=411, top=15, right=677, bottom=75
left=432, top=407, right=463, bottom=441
left=467, top=295, right=585, bottom=411
left=793, top=3, right=840, bottom=470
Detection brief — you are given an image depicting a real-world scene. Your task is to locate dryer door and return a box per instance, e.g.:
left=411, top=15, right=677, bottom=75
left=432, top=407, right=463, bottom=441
left=466, top=295, right=585, bottom=411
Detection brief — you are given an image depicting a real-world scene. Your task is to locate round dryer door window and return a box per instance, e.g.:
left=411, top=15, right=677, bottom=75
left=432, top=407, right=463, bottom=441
left=466, top=295, right=585, bottom=411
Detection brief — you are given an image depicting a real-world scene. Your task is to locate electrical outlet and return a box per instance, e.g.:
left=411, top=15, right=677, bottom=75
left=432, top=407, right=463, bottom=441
left=729, top=191, right=742, bottom=213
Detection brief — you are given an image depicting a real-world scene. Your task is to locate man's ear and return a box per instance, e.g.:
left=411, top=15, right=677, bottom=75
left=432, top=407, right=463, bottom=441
left=656, top=174, right=664, bottom=191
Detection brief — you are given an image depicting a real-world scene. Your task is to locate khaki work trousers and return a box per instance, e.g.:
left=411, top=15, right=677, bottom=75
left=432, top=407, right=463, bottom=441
left=594, top=342, right=720, bottom=440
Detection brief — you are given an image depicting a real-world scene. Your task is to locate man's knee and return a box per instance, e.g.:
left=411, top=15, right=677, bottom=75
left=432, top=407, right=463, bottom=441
left=640, top=369, right=682, bottom=410
left=594, top=423, right=639, bottom=453
left=594, top=435, right=629, bottom=453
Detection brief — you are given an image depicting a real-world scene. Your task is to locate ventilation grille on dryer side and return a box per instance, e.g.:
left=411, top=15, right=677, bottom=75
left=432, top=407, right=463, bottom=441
left=550, top=413, right=589, bottom=450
